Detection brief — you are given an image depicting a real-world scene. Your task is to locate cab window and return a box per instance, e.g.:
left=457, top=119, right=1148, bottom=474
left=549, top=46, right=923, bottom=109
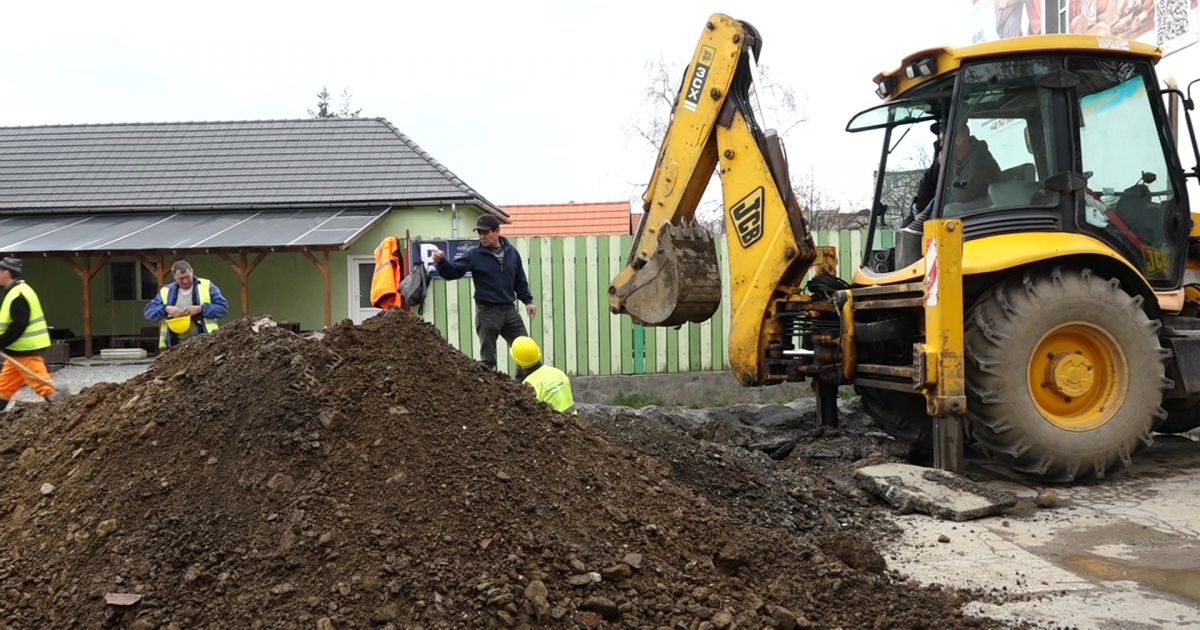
left=942, top=57, right=1059, bottom=217
left=1069, top=56, right=1180, bottom=282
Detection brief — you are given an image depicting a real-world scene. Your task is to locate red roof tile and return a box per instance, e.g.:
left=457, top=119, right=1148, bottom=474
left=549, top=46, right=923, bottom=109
left=500, top=201, right=638, bottom=236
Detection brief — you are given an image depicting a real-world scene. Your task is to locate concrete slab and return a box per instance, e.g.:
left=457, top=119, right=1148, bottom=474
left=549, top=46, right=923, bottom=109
left=856, top=463, right=1019, bottom=521
left=881, top=440, right=1200, bottom=628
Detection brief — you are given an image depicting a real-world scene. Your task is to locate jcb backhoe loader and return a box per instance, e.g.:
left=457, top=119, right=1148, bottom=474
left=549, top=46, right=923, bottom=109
left=609, top=13, right=1200, bottom=481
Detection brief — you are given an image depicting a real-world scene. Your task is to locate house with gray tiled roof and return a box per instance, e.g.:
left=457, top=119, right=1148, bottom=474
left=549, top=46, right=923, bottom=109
left=0, top=117, right=504, bottom=357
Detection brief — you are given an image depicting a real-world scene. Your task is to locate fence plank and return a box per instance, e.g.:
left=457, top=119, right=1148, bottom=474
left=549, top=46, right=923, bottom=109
left=432, top=278, right=448, bottom=340
left=445, top=278, right=460, bottom=357
left=459, top=277, right=478, bottom=363
left=714, top=234, right=729, bottom=370
left=561, top=238, right=577, bottom=374
left=676, top=320, right=689, bottom=373
left=539, top=237, right=556, bottom=367
left=595, top=237, right=612, bottom=375
left=619, top=235, right=635, bottom=375
left=688, top=322, right=702, bottom=372
left=608, top=236, right=624, bottom=374
left=552, top=239, right=568, bottom=371
left=573, top=236, right=589, bottom=375
left=585, top=237, right=600, bottom=375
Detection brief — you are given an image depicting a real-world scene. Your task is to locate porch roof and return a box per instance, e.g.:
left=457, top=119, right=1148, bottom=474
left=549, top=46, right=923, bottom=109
left=0, top=206, right=390, bottom=254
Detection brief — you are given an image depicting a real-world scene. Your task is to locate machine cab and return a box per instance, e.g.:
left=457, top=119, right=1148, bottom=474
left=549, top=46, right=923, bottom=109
left=849, top=38, right=1194, bottom=291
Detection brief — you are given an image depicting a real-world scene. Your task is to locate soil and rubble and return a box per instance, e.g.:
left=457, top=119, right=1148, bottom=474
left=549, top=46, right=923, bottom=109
left=0, top=310, right=1020, bottom=629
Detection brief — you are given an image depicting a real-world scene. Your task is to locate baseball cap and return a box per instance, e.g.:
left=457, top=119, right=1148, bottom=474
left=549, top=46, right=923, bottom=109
left=474, top=214, right=501, bottom=232
left=0, top=257, right=22, bottom=274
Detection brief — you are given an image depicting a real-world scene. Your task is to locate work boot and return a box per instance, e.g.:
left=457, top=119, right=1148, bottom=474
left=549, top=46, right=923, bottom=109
left=45, top=390, right=68, bottom=403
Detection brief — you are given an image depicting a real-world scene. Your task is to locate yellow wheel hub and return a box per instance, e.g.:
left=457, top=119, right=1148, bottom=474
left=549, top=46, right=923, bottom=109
left=1028, top=323, right=1126, bottom=432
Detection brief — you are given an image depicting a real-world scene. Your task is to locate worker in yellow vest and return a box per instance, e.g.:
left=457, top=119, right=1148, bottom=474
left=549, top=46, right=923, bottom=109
left=143, top=261, right=229, bottom=349
left=0, top=257, right=65, bottom=405
left=510, top=336, right=576, bottom=414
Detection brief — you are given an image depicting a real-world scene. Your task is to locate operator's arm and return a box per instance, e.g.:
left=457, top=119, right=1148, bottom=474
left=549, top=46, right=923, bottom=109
left=144, top=289, right=168, bottom=321
left=203, top=282, right=229, bottom=319
left=0, top=295, right=30, bottom=349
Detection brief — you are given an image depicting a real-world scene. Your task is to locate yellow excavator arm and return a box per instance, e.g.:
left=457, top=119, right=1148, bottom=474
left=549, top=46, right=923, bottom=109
left=608, top=13, right=817, bottom=385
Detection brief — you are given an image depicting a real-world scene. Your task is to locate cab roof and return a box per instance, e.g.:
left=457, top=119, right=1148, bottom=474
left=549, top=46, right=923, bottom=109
left=874, top=34, right=1163, bottom=101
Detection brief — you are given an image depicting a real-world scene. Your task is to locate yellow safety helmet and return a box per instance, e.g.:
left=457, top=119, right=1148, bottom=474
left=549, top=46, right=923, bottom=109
left=166, top=315, right=192, bottom=334
left=510, top=336, right=541, bottom=368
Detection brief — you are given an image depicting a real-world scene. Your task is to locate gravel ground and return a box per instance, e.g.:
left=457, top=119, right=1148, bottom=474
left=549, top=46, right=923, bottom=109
left=10, top=363, right=149, bottom=403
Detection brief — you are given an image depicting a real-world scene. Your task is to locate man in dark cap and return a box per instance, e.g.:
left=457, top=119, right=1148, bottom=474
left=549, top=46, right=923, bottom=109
left=431, top=214, right=537, bottom=370
left=0, top=257, right=65, bottom=405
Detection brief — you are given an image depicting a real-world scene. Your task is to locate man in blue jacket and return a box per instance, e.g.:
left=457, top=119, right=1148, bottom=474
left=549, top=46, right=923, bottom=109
left=433, top=214, right=537, bottom=370
left=143, top=260, right=230, bottom=349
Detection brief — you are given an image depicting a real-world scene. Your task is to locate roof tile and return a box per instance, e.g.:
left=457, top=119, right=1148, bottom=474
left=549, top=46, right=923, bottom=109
left=500, top=201, right=636, bottom=237
left=0, top=118, right=505, bottom=217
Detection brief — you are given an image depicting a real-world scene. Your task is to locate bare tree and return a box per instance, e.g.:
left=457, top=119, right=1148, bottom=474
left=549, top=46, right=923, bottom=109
left=624, top=56, right=810, bottom=234
left=308, top=85, right=362, bottom=119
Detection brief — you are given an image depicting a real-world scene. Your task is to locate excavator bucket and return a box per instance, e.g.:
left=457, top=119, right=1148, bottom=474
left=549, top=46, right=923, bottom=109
left=612, top=221, right=722, bottom=327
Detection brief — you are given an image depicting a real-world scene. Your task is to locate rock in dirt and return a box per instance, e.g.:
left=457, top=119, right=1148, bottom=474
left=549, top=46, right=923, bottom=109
left=1036, top=488, right=1058, bottom=508
left=856, top=463, right=1018, bottom=521
left=0, top=311, right=1003, bottom=630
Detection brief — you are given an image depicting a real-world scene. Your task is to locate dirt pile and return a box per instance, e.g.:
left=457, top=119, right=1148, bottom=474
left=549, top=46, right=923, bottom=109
left=0, top=311, right=1005, bottom=629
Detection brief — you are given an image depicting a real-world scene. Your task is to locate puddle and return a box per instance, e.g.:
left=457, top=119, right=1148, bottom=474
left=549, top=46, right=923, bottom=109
left=1062, top=553, right=1200, bottom=604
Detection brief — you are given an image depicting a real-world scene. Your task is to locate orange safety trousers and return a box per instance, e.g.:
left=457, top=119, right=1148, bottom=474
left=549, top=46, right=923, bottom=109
left=0, top=355, right=55, bottom=399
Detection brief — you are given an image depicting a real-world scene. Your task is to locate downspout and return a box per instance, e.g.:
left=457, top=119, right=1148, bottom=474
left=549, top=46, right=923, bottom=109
left=451, top=203, right=458, bottom=238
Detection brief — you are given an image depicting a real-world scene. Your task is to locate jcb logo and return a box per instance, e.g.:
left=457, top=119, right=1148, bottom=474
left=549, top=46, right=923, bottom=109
left=1143, top=245, right=1170, bottom=276
left=682, top=46, right=716, bottom=112
left=730, top=187, right=765, bottom=248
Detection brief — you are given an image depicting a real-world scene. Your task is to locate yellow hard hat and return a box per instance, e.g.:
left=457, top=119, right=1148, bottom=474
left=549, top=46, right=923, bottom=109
left=166, top=315, right=192, bottom=334
left=510, top=336, right=541, bottom=368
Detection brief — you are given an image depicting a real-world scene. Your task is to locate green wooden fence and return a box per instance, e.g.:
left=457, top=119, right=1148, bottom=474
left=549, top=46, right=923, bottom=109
left=418, top=230, right=895, bottom=377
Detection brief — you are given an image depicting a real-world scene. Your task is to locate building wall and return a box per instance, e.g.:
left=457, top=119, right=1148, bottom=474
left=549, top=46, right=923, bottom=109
left=21, top=204, right=489, bottom=341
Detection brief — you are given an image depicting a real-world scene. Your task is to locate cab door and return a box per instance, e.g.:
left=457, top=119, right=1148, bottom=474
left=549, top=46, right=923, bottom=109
left=1066, top=55, right=1190, bottom=290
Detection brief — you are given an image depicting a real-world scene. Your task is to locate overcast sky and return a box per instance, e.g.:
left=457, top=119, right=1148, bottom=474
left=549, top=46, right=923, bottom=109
left=1, top=1, right=970, bottom=210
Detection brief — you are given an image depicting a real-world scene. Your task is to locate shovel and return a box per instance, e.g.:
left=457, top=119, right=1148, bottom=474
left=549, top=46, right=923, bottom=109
left=0, top=350, right=70, bottom=402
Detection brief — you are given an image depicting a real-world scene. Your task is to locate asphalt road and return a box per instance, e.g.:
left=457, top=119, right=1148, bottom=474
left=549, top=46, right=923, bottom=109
left=9, top=363, right=149, bottom=403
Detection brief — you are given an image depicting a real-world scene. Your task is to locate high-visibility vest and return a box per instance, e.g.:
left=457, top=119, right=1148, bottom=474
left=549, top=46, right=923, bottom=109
left=158, top=279, right=219, bottom=348
left=0, top=281, right=51, bottom=352
left=371, top=236, right=402, bottom=310
left=523, top=364, right=577, bottom=414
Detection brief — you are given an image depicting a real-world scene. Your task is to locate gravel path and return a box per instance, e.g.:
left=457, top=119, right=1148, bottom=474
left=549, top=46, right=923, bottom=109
left=11, top=363, right=149, bottom=403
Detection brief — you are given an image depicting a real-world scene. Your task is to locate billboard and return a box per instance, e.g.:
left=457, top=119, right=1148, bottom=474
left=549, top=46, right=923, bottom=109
left=971, top=0, right=1199, bottom=55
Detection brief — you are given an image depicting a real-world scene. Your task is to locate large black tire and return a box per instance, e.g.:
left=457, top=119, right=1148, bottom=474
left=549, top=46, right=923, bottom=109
left=964, top=267, right=1170, bottom=482
left=1157, top=397, right=1200, bottom=434
left=856, top=384, right=931, bottom=444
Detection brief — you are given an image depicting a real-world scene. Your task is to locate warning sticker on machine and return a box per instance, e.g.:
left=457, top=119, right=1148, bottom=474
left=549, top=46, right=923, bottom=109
left=683, top=46, right=717, bottom=112
left=924, top=238, right=939, bottom=307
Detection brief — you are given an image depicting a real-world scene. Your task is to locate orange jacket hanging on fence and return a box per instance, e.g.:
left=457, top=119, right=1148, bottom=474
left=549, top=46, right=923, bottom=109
left=371, top=236, right=403, bottom=309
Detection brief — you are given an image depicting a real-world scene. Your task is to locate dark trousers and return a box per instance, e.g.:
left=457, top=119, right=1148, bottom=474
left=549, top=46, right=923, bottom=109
left=476, top=302, right=528, bottom=369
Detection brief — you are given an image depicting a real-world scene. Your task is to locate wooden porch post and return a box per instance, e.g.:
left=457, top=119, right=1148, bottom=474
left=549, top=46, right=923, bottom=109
left=218, top=251, right=268, bottom=317
left=302, top=249, right=333, bottom=327
left=61, top=254, right=110, bottom=358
